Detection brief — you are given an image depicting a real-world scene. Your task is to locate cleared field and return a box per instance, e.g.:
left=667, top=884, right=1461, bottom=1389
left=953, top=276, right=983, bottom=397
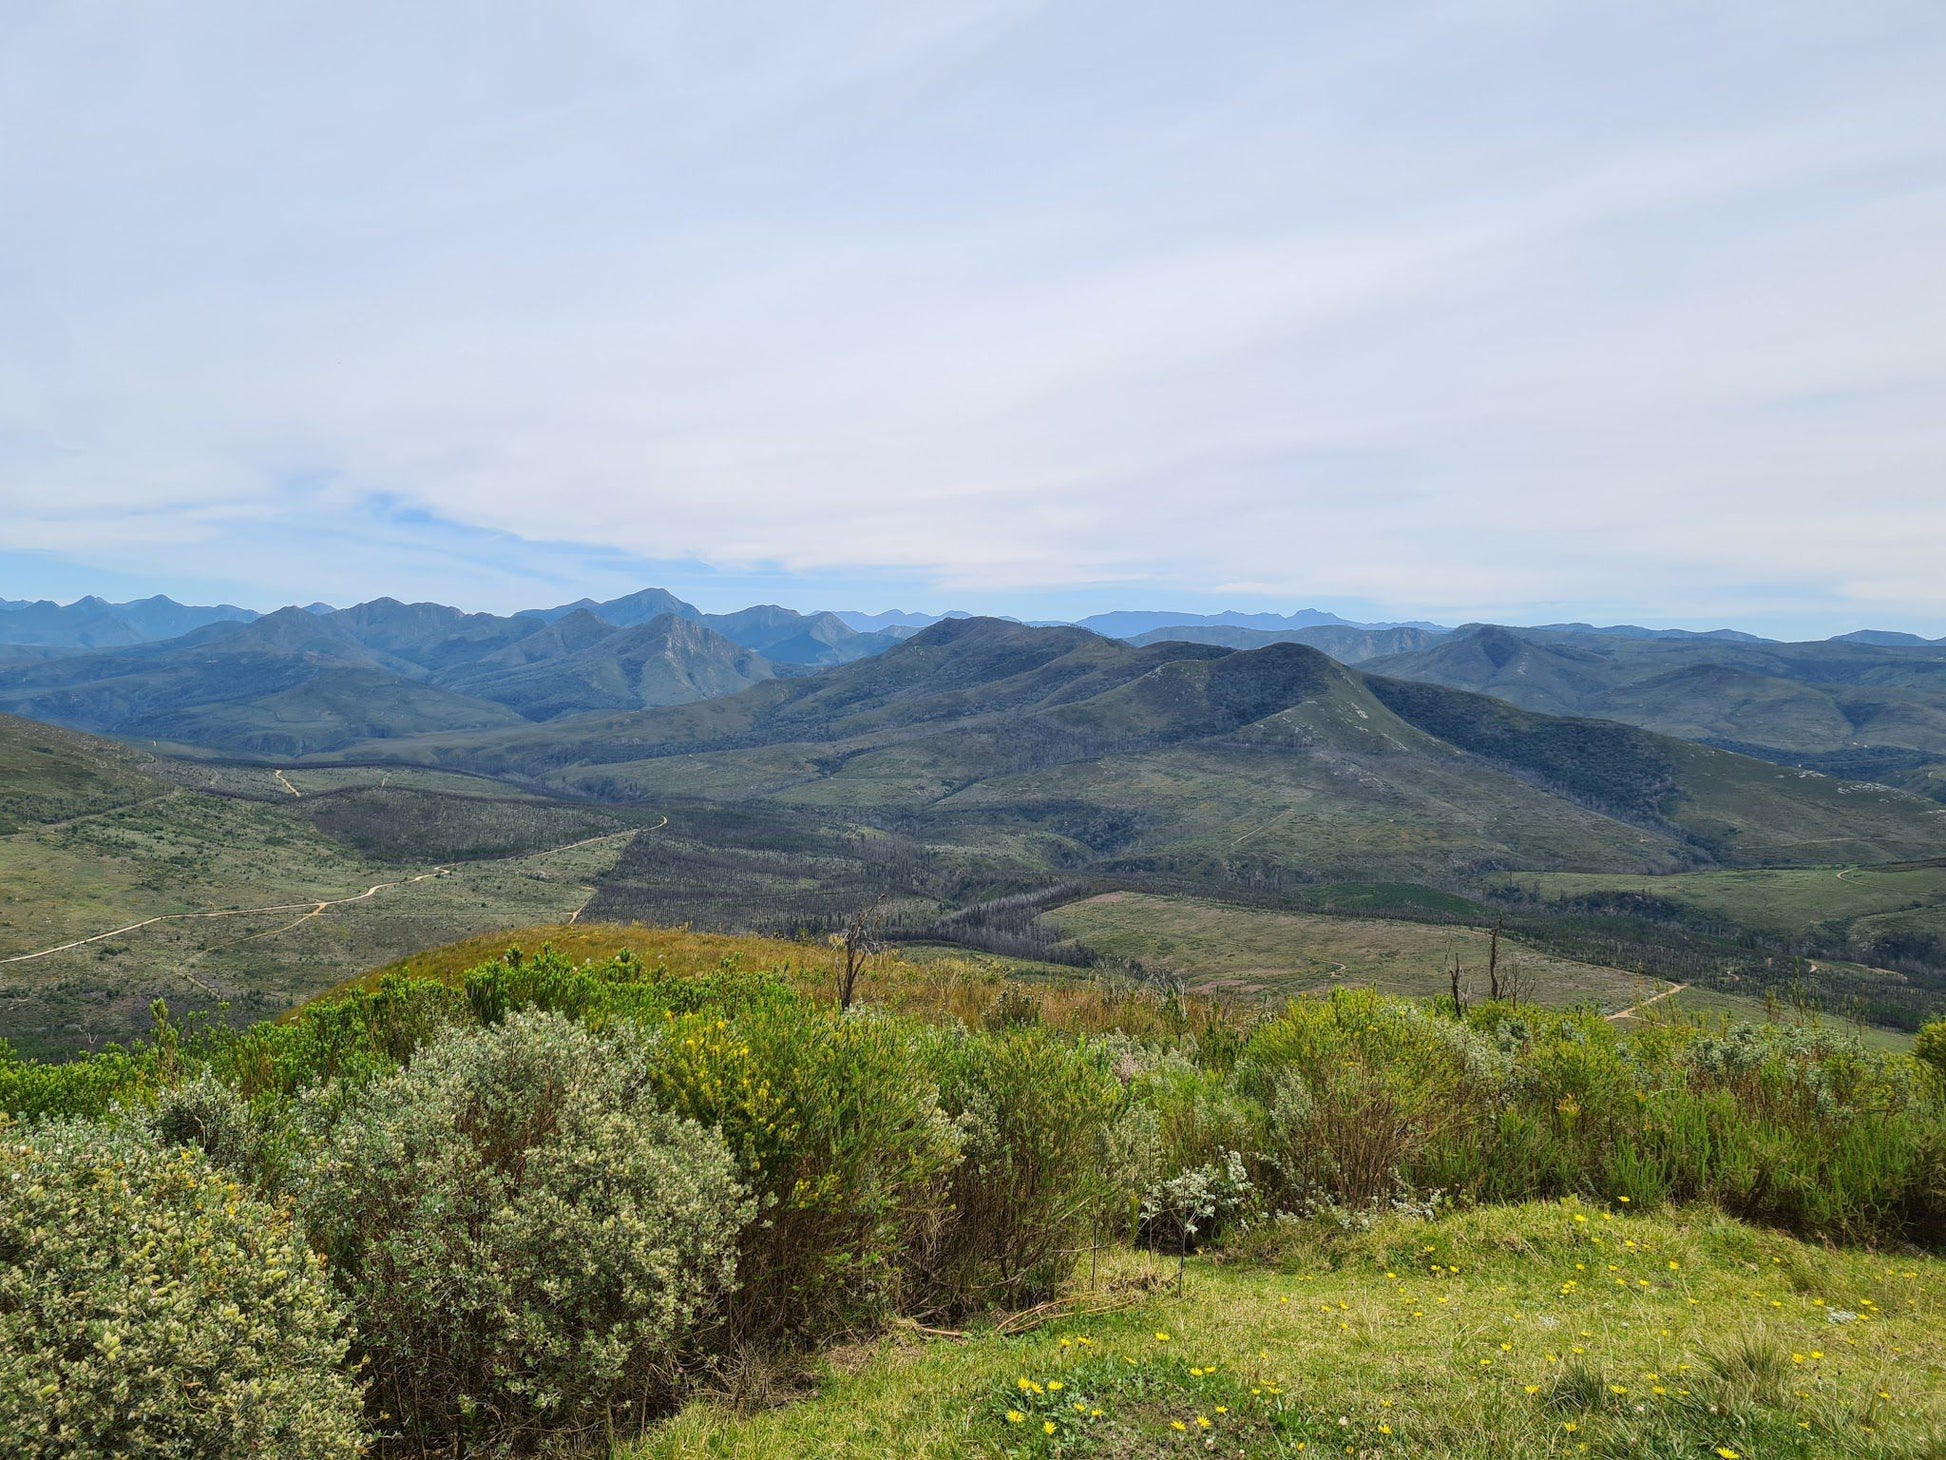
left=1052, top=892, right=1658, bottom=1012
left=1510, top=864, right=1946, bottom=936
left=152, top=758, right=553, bottom=802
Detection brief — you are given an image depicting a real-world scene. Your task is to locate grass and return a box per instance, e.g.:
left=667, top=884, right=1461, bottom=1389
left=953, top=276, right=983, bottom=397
left=1509, top=865, right=1946, bottom=939
left=1052, top=892, right=1657, bottom=1012
left=626, top=1202, right=1946, bottom=1459
left=0, top=711, right=163, bottom=832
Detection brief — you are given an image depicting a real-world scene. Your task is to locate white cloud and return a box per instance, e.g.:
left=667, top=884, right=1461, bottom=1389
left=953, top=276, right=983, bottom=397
left=1, top=0, right=1943, bottom=633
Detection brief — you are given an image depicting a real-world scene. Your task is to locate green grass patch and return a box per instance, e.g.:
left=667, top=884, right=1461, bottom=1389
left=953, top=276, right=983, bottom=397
left=628, top=1203, right=1946, bottom=1459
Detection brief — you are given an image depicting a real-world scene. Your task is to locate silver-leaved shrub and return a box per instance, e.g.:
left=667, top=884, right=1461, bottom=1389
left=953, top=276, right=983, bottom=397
left=0, top=1116, right=366, bottom=1459
left=297, top=1010, right=749, bottom=1453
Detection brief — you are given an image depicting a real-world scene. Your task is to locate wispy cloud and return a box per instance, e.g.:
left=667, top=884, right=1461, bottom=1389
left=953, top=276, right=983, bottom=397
left=2, top=1, right=1943, bottom=633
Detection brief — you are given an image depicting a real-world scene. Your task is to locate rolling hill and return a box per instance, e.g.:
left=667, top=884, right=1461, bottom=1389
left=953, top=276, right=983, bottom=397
left=0, top=713, right=646, bottom=1055
left=330, top=618, right=1946, bottom=883
left=440, top=615, right=775, bottom=719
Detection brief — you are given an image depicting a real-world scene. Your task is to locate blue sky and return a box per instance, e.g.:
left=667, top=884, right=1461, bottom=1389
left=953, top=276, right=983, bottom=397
left=3, top=2, right=1944, bottom=636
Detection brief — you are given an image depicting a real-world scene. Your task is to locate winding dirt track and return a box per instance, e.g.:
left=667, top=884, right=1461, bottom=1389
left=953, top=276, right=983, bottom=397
left=0, top=830, right=641, bottom=968
left=1606, top=980, right=1689, bottom=1021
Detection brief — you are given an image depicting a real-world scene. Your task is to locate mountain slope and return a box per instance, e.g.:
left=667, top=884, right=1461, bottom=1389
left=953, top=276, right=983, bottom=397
left=335, top=619, right=1946, bottom=878
left=0, top=607, right=523, bottom=754
left=1367, top=625, right=1946, bottom=765
left=442, top=616, right=775, bottom=719
left=0, top=712, right=166, bottom=832
left=0, top=597, right=869, bottom=751
left=695, top=605, right=892, bottom=666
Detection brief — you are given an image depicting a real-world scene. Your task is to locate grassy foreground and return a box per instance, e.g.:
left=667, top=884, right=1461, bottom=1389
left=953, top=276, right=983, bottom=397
left=634, top=1202, right=1945, bottom=1460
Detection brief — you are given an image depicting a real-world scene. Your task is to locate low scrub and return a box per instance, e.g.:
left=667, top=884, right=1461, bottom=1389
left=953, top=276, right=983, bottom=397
left=298, top=1012, right=748, bottom=1454
left=0, top=1117, right=365, bottom=1459
left=7, top=927, right=1946, bottom=1456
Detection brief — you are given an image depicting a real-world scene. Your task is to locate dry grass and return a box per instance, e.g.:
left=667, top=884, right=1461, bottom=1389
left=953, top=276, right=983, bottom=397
left=317, top=922, right=1246, bottom=1040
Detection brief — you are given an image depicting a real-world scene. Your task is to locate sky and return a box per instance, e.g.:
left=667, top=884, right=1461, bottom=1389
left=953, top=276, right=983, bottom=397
left=3, top=1, right=1944, bottom=637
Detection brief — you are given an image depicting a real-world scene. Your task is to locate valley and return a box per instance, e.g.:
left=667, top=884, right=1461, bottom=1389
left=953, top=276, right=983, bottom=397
left=7, top=608, right=1946, bottom=1057
left=0, top=731, right=644, bottom=1056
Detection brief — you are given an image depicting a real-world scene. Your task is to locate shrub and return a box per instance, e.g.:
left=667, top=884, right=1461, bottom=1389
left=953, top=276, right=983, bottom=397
left=297, top=1011, right=748, bottom=1454
left=1242, top=989, right=1509, bottom=1208
left=1140, top=1150, right=1254, bottom=1254
left=0, top=1117, right=364, bottom=1459
left=204, top=974, right=467, bottom=1103
left=0, top=1040, right=154, bottom=1120
left=648, top=1000, right=960, bottom=1341
left=1915, top=1018, right=1946, bottom=1084
left=146, top=1066, right=269, bottom=1174
left=914, top=1026, right=1122, bottom=1312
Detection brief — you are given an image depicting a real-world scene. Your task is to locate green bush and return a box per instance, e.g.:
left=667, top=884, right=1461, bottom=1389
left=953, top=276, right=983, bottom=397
left=1242, top=989, right=1509, bottom=1208
left=0, top=1117, right=364, bottom=1459
left=915, top=1026, right=1122, bottom=1311
left=297, top=1011, right=749, bottom=1453
left=1915, top=1018, right=1946, bottom=1083
left=649, top=1000, right=960, bottom=1341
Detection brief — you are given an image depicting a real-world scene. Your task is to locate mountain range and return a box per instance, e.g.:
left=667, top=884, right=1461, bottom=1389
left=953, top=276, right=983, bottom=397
left=0, top=594, right=257, bottom=647
left=319, top=616, right=1946, bottom=881
left=4, top=592, right=1945, bottom=800
left=8, top=611, right=1946, bottom=1049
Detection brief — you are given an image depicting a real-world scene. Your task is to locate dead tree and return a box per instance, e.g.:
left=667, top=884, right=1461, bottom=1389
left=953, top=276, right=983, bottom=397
left=1449, top=952, right=1468, bottom=1018
left=1486, top=914, right=1504, bottom=1002
left=1501, top=954, right=1530, bottom=1010
left=836, top=893, right=890, bottom=1010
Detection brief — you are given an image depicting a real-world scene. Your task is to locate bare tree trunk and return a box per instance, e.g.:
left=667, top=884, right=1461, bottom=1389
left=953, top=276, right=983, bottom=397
left=837, top=893, right=889, bottom=1009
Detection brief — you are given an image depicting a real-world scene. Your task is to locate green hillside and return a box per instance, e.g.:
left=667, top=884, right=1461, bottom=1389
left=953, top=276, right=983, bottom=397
left=439, top=615, right=776, bottom=719
left=1367, top=626, right=1946, bottom=784
left=0, top=711, right=166, bottom=832
left=0, top=716, right=644, bottom=1056
left=340, top=620, right=1946, bottom=884
left=0, top=598, right=880, bottom=753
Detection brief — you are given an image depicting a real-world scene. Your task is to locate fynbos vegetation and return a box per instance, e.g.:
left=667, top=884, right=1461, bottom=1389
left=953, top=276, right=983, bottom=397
left=7, top=924, right=1946, bottom=1455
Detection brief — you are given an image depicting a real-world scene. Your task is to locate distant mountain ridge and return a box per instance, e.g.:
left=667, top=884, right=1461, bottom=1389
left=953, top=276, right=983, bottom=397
left=1363, top=624, right=1946, bottom=799
left=1126, top=623, right=1446, bottom=663
left=0, top=600, right=777, bottom=753
left=0, top=594, right=258, bottom=648
left=1073, top=608, right=1449, bottom=638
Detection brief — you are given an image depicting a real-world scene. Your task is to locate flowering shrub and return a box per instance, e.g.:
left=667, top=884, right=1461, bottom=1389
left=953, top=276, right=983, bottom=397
left=298, top=1011, right=748, bottom=1453
left=650, top=999, right=961, bottom=1339
left=0, top=1117, right=364, bottom=1459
